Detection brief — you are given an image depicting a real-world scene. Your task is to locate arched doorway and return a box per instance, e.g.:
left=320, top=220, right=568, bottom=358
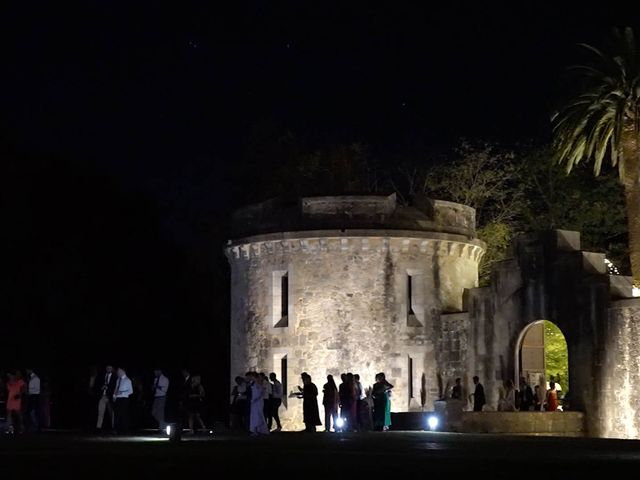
left=514, top=320, right=569, bottom=409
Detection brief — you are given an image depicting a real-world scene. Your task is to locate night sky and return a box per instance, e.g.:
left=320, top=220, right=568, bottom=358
left=1, top=2, right=639, bottom=424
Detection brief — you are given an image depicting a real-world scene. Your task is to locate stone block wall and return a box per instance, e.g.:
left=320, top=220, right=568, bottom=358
left=458, top=412, right=585, bottom=436
left=597, top=300, right=640, bottom=438
left=226, top=233, right=482, bottom=429
left=226, top=195, right=640, bottom=438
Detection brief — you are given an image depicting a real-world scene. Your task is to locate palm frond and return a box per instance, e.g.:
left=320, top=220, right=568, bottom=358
left=552, top=28, right=640, bottom=178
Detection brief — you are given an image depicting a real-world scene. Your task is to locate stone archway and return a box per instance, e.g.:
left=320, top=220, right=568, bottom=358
left=514, top=320, right=569, bottom=409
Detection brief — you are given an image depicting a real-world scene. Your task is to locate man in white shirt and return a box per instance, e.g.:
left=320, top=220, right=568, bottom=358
left=269, top=372, right=283, bottom=432
left=113, top=368, right=133, bottom=434
left=25, top=368, right=41, bottom=432
left=96, top=365, right=117, bottom=431
left=151, top=368, right=170, bottom=430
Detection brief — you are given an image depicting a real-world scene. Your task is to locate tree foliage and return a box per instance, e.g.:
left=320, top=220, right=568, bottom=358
left=544, top=321, right=569, bottom=392
left=552, top=27, right=640, bottom=284
left=236, top=123, right=629, bottom=283
left=392, top=141, right=627, bottom=283
left=396, top=142, right=526, bottom=284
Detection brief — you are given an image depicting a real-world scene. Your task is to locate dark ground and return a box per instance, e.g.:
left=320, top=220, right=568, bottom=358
left=2, top=431, right=638, bottom=478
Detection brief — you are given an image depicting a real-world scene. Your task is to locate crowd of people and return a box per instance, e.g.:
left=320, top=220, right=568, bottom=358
left=89, top=365, right=211, bottom=435
left=1, top=367, right=566, bottom=435
left=0, top=365, right=214, bottom=436
left=230, top=371, right=394, bottom=435
left=454, top=376, right=566, bottom=412
left=494, top=377, right=565, bottom=412
left=0, top=369, right=51, bottom=434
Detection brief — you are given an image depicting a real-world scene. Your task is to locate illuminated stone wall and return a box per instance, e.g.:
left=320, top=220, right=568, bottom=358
left=227, top=197, right=640, bottom=437
left=458, top=230, right=640, bottom=439
left=226, top=195, right=484, bottom=430
left=598, top=301, right=640, bottom=439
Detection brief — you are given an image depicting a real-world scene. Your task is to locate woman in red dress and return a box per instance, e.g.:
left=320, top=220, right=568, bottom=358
left=6, top=371, right=26, bottom=433
left=545, top=382, right=559, bottom=412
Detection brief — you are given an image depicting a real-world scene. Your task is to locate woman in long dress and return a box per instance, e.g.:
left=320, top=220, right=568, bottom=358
left=372, top=372, right=393, bottom=431
left=298, top=373, right=321, bottom=432
left=498, top=379, right=516, bottom=411
left=247, top=372, right=269, bottom=435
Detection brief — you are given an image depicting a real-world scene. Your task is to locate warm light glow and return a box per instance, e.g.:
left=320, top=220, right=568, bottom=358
left=633, top=287, right=640, bottom=298
left=165, top=425, right=171, bottom=436
left=427, top=416, right=439, bottom=431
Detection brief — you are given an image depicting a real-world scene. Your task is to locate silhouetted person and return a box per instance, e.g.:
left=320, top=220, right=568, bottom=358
left=230, top=376, right=249, bottom=430
left=259, top=373, right=273, bottom=427
left=6, top=371, right=25, bottom=434
left=322, top=375, right=339, bottom=432
left=151, top=369, right=169, bottom=430
left=113, top=368, right=133, bottom=434
left=269, top=372, right=283, bottom=432
left=451, top=378, right=462, bottom=400
left=25, top=368, right=41, bottom=432
left=96, top=365, right=117, bottom=432
left=472, top=376, right=485, bottom=412
left=339, top=373, right=357, bottom=431
left=534, top=385, right=542, bottom=411
left=179, top=368, right=191, bottom=429
left=187, top=375, right=207, bottom=434
left=518, top=377, right=534, bottom=411
left=354, top=373, right=369, bottom=431
left=372, top=372, right=393, bottom=431
left=86, top=366, right=98, bottom=431
left=545, top=382, right=559, bottom=412
left=246, top=372, right=268, bottom=435
left=298, top=373, right=321, bottom=432
left=498, top=379, right=516, bottom=411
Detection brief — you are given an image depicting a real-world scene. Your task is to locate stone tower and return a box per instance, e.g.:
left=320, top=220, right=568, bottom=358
left=225, top=193, right=485, bottom=430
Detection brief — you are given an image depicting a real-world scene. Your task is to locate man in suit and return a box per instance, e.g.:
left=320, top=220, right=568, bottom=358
left=178, top=368, right=191, bottom=429
left=518, top=377, right=534, bottom=411
left=471, top=376, right=486, bottom=412
left=96, top=365, right=117, bottom=432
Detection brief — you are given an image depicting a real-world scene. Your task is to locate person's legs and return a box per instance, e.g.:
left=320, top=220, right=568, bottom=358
left=96, top=396, right=107, bottom=428
left=188, top=413, right=195, bottom=434
left=264, top=399, right=272, bottom=429
left=106, top=400, right=115, bottom=429
left=121, top=399, right=130, bottom=434
left=15, top=410, right=24, bottom=433
left=113, top=399, right=121, bottom=433
left=196, top=414, right=206, bottom=431
left=27, top=395, right=40, bottom=431
left=114, top=398, right=130, bottom=434
left=324, top=407, right=331, bottom=431
left=151, top=397, right=166, bottom=429
left=272, top=399, right=281, bottom=430
left=7, top=408, right=14, bottom=432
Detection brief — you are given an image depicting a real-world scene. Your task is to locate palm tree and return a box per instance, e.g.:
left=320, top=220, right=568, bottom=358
left=552, top=27, right=640, bottom=286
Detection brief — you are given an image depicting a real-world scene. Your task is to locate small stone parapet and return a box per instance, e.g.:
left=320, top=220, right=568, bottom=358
left=456, top=412, right=586, bottom=436
left=230, top=193, right=478, bottom=239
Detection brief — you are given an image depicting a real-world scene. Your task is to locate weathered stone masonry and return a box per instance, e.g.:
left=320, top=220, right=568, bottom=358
left=225, top=194, right=640, bottom=437
left=225, top=194, right=484, bottom=430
